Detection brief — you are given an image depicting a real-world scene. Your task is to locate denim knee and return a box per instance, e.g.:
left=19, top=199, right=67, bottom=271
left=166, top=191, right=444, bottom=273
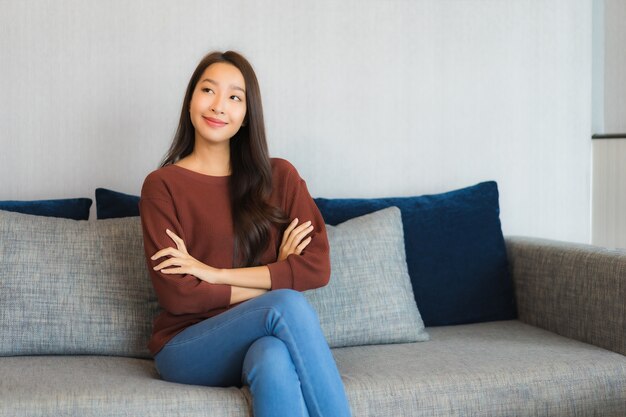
left=267, top=289, right=318, bottom=323
left=242, top=336, right=296, bottom=385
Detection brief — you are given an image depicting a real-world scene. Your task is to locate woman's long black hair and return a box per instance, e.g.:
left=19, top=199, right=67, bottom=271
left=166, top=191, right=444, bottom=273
left=159, top=50, right=289, bottom=267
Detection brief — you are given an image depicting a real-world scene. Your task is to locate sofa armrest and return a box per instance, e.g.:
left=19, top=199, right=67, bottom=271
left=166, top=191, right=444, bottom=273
left=504, top=235, right=626, bottom=356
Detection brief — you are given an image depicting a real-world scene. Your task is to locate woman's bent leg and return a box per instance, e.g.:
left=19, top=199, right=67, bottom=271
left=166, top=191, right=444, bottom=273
left=153, top=289, right=352, bottom=417
left=242, top=336, right=309, bottom=417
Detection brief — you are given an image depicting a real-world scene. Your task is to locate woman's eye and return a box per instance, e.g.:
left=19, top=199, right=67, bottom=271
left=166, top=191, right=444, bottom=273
left=202, top=88, right=213, bottom=93
left=231, top=95, right=242, bottom=102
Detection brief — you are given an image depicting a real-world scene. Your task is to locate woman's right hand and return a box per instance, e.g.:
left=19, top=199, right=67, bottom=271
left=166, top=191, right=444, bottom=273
left=277, top=218, right=314, bottom=261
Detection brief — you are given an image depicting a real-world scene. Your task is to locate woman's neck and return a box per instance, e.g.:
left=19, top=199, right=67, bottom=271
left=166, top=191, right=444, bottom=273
left=178, top=143, right=231, bottom=176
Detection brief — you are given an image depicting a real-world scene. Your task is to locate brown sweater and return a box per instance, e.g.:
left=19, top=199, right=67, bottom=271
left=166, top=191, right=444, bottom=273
left=138, top=158, right=331, bottom=356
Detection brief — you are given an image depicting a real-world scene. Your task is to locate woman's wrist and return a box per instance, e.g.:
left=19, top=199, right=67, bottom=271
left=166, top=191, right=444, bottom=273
left=213, top=267, right=229, bottom=285
left=196, top=264, right=226, bottom=285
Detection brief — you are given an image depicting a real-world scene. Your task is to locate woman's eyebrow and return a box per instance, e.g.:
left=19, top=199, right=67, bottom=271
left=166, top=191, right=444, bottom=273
left=200, top=78, right=246, bottom=93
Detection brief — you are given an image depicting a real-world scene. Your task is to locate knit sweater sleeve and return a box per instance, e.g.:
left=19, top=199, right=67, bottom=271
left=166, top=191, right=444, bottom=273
left=266, top=162, right=331, bottom=291
left=138, top=174, right=232, bottom=315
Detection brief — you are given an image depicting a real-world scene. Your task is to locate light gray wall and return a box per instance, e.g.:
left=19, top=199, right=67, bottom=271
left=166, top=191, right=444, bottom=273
left=603, top=0, right=626, bottom=132
left=0, top=0, right=592, bottom=244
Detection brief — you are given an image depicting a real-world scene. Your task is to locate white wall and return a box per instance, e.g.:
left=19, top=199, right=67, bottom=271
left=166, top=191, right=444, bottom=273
left=0, top=0, right=593, bottom=244
left=603, top=0, right=626, bottom=132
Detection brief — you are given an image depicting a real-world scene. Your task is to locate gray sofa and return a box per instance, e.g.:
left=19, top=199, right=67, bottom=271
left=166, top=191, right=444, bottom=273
left=1, top=210, right=625, bottom=416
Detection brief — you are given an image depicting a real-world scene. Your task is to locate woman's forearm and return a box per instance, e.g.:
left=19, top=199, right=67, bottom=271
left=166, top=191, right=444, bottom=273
left=153, top=223, right=315, bottom=292
left=230, top=285, right=268, bottom=305
left=216, top=265, right=272, bottom=290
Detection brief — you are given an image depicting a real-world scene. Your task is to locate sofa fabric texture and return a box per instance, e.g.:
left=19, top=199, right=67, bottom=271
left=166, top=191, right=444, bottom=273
left=506, top=236, right=626, bottom=356
left=304, top=206, right=429, bottom=347
left=0, top=210, right=159, bottom=357
left=0, top=356, right=249, bottom=417
left=336, top=321, right=626, bottom=417
left=2, top=321, right=624, bottom=417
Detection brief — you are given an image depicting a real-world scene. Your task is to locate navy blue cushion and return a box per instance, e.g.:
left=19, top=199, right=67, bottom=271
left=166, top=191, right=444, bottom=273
left=96, top=188, right=140, bottom=219
left=314, top=181, right=516, bottom=327
left=0, top=198, right=92, bottom=220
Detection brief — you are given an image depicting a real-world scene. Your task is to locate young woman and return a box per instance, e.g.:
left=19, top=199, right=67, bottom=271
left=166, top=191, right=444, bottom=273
left=138, top=50, right=352, bottom=417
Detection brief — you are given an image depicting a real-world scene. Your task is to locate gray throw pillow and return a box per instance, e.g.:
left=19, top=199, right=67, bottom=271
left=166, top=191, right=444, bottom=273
left=0, top=210, right=160, bottom=358
left=305, top=206, right=429, bottom=347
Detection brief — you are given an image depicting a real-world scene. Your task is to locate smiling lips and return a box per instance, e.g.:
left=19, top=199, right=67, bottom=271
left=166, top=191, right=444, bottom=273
left=203, top=116, right=227, bottom=127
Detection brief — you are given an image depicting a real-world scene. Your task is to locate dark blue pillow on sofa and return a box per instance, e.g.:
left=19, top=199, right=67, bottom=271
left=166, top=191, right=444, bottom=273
left=0, top=198, right=92, bottom=220
left=95, top=188, right=140, bottom=219
left=314, top=181, right=516, bottom=327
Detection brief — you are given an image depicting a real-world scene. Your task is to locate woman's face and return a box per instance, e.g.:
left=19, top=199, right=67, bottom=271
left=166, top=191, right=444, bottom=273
left=189, top=62, right=247, bottom=146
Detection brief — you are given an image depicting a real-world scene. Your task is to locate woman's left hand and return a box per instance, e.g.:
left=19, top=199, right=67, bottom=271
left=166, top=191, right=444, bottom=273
left=151, top=229, right=221, bottom=284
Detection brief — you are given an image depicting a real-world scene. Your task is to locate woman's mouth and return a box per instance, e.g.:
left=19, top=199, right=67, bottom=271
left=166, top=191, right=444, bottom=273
left=203, top=116, right=227, bottom=128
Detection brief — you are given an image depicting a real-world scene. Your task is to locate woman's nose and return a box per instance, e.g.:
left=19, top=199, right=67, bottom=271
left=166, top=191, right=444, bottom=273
left=211, top=94, right=225, bottom=114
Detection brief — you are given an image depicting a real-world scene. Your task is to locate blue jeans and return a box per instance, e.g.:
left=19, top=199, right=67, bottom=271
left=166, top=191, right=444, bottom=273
left=154, top=289, right=352, bottom=417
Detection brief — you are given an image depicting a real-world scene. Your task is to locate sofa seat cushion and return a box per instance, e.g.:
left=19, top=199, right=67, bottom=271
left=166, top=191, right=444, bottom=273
left=2, top=321, right=624, bottom=417
left=333, top=320, right=626, bottom=417
left=0, top=356, right=249, bottom=417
